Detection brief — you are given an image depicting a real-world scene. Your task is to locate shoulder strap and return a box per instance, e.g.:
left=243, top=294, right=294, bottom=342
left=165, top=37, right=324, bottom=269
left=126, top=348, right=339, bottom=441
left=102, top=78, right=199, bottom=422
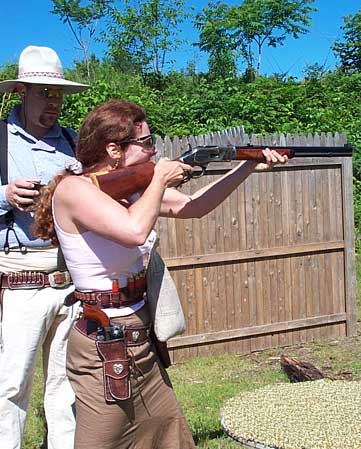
left=0, top=119, right=8, bottom=185
left=61, top=127, right=76, bottom=155
left=0, top=119, right=17, bottom=252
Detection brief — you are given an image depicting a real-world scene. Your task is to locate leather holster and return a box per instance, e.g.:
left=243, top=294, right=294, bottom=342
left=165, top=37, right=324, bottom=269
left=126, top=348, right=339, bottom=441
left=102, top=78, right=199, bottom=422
left=96, top=339, right=131, bottom=402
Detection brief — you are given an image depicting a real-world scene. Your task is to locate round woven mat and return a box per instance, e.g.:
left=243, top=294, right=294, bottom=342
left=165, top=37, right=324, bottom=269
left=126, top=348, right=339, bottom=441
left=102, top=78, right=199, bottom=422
left=220, top=379, right=361, bottom=449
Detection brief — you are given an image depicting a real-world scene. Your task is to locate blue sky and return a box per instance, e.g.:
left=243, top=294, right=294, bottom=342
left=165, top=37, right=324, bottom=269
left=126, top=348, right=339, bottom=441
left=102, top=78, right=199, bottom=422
left=0, top=0, right=359, bottom=79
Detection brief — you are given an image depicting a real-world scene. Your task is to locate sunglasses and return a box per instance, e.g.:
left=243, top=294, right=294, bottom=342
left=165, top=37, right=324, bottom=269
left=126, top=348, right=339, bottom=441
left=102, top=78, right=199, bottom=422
left=117, top=134, right=156, bottom=150
left=35, top=87, right=64, bottom=99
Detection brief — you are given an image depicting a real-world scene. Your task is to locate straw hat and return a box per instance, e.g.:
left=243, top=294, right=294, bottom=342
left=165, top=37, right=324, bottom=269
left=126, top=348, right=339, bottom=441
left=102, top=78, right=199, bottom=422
left=0, top=45, right=89, bottom=94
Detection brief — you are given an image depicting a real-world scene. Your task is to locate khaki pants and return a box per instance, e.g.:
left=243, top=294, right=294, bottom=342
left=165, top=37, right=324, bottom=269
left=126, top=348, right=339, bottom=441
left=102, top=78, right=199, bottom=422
left=67, top=305, right=195, bottom=449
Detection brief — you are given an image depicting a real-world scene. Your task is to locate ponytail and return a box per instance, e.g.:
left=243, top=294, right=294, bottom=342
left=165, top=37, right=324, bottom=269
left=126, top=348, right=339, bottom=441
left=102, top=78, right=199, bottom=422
left=32, top=171, right=72, bottom=245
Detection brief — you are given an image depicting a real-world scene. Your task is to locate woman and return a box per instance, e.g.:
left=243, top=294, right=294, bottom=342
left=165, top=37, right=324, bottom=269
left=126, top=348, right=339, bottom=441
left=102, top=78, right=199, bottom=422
left=33, top=99, right=287, bottom=449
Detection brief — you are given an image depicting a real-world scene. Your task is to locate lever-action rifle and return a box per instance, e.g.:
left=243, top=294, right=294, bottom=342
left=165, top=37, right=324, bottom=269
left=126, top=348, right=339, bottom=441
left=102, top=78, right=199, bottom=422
left=89, top=143, right=353, bottom=202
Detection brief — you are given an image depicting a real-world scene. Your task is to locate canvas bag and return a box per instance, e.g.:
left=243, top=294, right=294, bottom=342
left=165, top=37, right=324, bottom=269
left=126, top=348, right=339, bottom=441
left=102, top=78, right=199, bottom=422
left=146, top=238, right=186, bottom=342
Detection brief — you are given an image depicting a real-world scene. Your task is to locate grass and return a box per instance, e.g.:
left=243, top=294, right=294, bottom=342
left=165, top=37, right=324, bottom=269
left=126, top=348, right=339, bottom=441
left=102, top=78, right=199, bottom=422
left=23, top=254, right=361, bottom=449
left=170, top=355, right=289, bottom=448
left=23, top=357, right=46, bottom=449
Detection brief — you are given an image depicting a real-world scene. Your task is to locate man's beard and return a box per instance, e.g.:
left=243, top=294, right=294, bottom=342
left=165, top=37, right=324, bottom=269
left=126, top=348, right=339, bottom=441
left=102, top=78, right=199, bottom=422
left=39, top=112, right=59, bottom=128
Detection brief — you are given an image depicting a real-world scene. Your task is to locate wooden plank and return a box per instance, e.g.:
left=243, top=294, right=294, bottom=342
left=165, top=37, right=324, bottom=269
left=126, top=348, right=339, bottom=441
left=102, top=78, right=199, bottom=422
left=228, top=129, right=250, bottom=353
left=228, top=184, right=243, bottom=354
left=192, top=170, right=212, bottom=355
left=315, top=168, right=327, bottom=342
left=308, top=168, right=320, bottom=341
left=253, top=173, right=267, bottom=351
left=244, top=175, right=256, bottom=352
left=215, top=196, right=228, bottom=354
left=164, top=241, right=345, bottom=267
left=229, top=180, right=243, bottom=352
left=266, top=170, right=279, bottom=348
left=341, top=157, right=357, bottom=336
left=259, top=172, right=272, bottom=349
left=302, top=169, right=314, bottom=342
left=286, top=167, right=302, bottom=346
left=328, top=167, right=341, bottom=338
left=191, top=175, right=206, bottom=348
left=273, top=166, right=287, bottom=345
left=295, top=162, right=307, bottom=343
left=175, top=190, right=192, bottom=360
left=334, top=165, right=344, bottom=321
left=280, top=165, right=293, bottom=346
left=168, top=313, right=347, bottom=348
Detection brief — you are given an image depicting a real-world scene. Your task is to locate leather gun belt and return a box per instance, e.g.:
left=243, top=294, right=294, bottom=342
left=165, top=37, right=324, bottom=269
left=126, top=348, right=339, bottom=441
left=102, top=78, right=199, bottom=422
left=1, top=271, right=71, bottom=289
left=73, top=290, right=144, bottom=308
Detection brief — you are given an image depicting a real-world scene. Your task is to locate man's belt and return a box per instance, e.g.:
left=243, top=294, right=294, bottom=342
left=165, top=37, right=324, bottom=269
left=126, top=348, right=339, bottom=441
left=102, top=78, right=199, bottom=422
left=73, top=289, right=145, bottom=308
left=1, top=271, right=72, bottom=289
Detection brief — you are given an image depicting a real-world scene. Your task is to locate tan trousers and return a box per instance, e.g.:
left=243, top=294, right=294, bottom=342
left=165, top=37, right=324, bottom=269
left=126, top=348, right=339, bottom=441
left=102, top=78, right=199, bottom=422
left=67, top=305, right=196, bottom=449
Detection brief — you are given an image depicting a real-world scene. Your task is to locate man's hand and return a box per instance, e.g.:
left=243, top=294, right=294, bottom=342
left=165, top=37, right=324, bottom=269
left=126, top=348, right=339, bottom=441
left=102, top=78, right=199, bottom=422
left=5, top=178, right=42, bottom=211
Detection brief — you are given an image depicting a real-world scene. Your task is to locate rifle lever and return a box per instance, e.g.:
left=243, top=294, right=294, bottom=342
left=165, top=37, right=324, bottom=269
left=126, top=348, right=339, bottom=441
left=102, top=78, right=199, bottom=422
left=188, top=166, right=206, bottom=179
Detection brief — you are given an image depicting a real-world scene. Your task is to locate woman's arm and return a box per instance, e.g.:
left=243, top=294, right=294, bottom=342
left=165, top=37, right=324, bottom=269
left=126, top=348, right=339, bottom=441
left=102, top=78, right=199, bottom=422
left=54, top=159, right=190, bottom=246
left=160, top=149, right=287, bottom=219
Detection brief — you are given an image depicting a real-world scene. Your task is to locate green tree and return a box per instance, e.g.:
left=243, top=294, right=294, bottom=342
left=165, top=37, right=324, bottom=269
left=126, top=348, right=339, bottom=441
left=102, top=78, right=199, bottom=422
left=51, top=0, right=110, bottom=80
left=195, top=0, right=316, bottom=76
left=0, top=63, right=19, bottom=118
left=102, top=0, right=189, bottom=78
left=332, top=11, right=361, bottom=73
left=195, top=1, right=238, bottom=80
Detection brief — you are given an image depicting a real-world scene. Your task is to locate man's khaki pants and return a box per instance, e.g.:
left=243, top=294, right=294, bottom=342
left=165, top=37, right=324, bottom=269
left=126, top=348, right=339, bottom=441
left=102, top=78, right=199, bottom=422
left=0, top=248, right=78, bottom=449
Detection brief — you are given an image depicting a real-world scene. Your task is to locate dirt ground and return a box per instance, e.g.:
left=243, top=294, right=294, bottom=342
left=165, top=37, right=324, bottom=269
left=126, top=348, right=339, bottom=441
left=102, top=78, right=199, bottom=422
left=242, top=323, right=361, bottom=381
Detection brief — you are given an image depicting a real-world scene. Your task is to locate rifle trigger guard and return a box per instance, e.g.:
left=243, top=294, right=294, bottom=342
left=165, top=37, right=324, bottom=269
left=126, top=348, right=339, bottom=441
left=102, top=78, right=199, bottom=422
left=189, top=166, right=206, bottom=179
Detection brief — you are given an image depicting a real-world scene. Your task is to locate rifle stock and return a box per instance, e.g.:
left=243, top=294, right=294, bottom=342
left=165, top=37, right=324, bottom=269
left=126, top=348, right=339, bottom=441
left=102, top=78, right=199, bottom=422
left=89, top=144, right=353, bottom=201
left=88, top=161, right=155, bottom=202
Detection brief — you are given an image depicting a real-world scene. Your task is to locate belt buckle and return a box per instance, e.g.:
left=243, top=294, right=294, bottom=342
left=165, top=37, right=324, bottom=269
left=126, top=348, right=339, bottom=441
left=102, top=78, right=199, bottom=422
left=48, top=271, right=71, bottom=288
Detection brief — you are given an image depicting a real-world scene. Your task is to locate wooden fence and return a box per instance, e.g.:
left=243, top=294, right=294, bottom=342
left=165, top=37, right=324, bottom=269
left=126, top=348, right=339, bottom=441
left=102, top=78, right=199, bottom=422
left=152, top=126, right=356, bottom=363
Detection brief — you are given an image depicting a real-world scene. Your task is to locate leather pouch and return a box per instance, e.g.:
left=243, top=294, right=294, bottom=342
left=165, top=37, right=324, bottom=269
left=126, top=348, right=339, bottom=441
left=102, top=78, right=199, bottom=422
left=96, top=339, right=131, bottom=402
left=150, top=327, right=171, bottom=368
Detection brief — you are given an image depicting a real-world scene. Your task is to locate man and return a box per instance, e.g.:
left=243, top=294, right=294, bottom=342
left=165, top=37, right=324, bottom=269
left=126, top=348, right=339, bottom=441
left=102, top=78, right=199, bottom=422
left=0, top=45, right=89, bottom=449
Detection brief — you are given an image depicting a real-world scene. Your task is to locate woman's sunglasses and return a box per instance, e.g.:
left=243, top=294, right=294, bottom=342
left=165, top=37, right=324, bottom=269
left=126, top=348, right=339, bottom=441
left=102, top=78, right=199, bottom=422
left=117, top=134, right=156, bottom=150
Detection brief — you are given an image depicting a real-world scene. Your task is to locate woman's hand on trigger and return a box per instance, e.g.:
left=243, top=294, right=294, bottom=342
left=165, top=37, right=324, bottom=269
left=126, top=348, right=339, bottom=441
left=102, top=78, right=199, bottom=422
left=154, top=158, right=193, bottom=188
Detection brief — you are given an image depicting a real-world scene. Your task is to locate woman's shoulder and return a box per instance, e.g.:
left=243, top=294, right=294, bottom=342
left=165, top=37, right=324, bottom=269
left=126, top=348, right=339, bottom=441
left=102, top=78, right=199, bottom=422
left=54, top=175, right=95, bottom=201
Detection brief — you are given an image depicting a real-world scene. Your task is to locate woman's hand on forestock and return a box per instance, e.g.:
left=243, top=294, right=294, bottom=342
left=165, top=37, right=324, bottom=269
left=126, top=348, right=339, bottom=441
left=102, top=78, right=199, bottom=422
left=154, top=158, right=193, bottom=188
left=254, top=148, right=288, bottom=171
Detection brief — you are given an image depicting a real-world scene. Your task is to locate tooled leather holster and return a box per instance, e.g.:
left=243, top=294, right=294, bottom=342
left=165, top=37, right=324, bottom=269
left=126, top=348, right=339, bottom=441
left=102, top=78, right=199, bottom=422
left=96, top=338, right=131, bottom=402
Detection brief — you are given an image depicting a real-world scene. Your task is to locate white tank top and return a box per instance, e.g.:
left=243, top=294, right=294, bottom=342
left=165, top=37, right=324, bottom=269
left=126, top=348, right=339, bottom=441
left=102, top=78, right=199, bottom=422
left=52, top=197, right=157, bottom=317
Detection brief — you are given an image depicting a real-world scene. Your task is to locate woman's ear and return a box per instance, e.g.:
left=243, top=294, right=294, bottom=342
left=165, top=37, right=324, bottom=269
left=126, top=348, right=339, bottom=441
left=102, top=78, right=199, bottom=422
left=105, top=142, right=121, bottom=160
left=105, top=142, right=122, bottom=170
